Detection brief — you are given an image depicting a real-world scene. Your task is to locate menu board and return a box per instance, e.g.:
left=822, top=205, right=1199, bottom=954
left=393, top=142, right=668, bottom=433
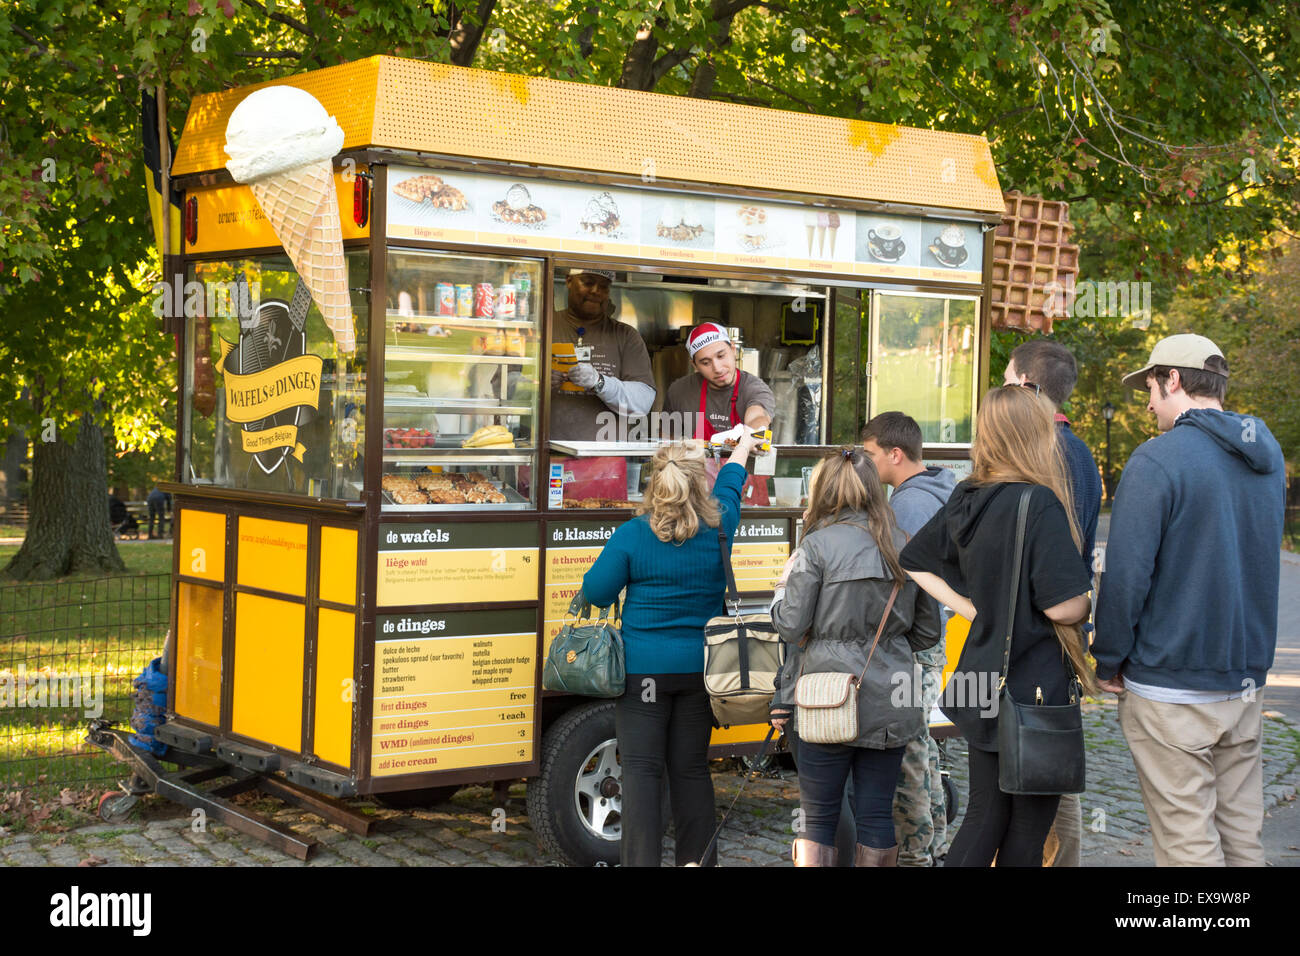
left=377, top=521, right=538, bottom=607
left=730, top=518, right=791, bottom=592
left=542, top=520, right=621, bottom=652
left=387, top=166, right=984, bottom=284
left=371, top=608, right=537, bottom=776
left=540, top=518, right=788, bottom=649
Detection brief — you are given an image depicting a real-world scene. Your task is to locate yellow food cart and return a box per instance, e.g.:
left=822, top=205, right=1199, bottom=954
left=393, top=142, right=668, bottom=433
left=151, top=55, right=999, bottom=864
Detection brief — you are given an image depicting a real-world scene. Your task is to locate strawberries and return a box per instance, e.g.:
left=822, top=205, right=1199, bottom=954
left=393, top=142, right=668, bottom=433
left=384, top=427, right=436, bottom=448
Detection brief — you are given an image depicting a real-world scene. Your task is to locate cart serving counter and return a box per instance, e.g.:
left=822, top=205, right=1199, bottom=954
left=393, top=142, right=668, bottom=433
left=154, top=55, right=1001, bottom=864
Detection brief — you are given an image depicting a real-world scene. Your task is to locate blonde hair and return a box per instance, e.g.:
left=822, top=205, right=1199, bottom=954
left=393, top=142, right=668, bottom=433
left=637, top=440, right=722, bottom=543
left=972, top=386, right=1097, bottom=693
left=803, top=449, right=906, bottom=588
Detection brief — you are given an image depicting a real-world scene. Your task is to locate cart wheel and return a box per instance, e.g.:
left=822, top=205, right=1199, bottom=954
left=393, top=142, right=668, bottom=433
left=942, top=772, right=959, bottom=824
left=98, top=790, right=138, bottom=823
left=372, top=785, right=461, bottom=810
left=528, top=701, right=623, bottom=867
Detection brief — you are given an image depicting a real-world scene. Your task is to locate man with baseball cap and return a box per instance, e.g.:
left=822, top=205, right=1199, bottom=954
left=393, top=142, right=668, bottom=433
left=550, top=267, right=656, bottom=441
left=662, top=323, right=774, bottom=440
left=1094, top=333, right=1285, bottom=866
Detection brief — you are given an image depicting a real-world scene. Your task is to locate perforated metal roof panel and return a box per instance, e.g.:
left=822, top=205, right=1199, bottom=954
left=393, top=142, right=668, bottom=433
left=174, top=55, right=1002, bottom=214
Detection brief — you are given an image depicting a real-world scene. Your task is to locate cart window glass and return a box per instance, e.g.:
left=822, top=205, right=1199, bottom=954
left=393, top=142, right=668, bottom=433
left=379, top=250, right=542, bottom=510
left=182, top=252, right=369, bottom=499
left=870, top=293, right=978, bottom=445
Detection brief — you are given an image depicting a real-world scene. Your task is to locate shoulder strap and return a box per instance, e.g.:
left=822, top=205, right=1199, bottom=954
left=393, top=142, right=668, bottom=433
left=717, top=524, right=740, bottom=615
left=998, top=487, right=1035, bottom=689
left=855, top=582, right=901, bottom=686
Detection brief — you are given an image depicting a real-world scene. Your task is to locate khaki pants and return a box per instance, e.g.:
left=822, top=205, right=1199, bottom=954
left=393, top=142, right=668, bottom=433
left=1043, top=793, right=1081, bottom=866
left=1118, top=692, right=1265, bottom=866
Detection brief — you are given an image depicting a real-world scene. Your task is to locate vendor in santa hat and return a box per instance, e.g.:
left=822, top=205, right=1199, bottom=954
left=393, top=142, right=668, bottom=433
left=664, top=323, right=774, bottom=440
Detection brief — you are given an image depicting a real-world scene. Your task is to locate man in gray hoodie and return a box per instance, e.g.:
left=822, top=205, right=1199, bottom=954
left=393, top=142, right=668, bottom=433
left=862, top=412, right=957, bottom=866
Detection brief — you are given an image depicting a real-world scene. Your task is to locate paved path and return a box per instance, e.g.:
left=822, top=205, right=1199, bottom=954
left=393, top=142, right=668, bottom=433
left=3, top=520, right=1295, bottom=867
left=2, top=700, right=1295, bottom=867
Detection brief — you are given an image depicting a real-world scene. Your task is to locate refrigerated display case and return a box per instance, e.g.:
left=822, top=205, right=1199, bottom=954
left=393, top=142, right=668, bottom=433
left=380, top=250, right=541, bottom=509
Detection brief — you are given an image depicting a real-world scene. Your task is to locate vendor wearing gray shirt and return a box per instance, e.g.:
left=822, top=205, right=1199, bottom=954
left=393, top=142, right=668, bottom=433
left=663, top=323, right=774, bottom=439
left=549, top=268, right=656, bottom=442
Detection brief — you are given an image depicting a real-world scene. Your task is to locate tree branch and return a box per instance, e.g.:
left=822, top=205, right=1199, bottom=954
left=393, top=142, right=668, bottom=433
left=740, top=73, right=821, bottom=113
left=10, top=23, right=80, bottom=72
left=233, top=50, right=303, bottom=60
left=239, top=0, right=314, bottom=37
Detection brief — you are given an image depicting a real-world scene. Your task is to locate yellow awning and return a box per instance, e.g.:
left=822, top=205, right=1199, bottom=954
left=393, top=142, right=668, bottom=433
left=174, top=55, right=1002, bottom=214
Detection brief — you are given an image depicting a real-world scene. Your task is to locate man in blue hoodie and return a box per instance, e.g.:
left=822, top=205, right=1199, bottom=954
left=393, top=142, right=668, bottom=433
left=862, top=412, right=957, bottom=866
left=1095, top=334, right=1285, bottom=866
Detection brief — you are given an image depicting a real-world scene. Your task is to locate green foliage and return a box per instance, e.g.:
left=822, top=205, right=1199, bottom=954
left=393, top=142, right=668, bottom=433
left=2, top=0, right=1298, bottom=477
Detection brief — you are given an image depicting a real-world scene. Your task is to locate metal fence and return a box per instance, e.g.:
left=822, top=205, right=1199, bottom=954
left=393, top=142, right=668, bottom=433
left=0, top=573, right=168, bottom=793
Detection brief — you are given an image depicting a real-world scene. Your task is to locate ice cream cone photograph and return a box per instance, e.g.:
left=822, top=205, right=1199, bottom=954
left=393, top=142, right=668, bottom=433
left=2, top=4, right=1299, bottom=913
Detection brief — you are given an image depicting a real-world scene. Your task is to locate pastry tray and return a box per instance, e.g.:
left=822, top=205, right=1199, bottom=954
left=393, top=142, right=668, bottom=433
left=380, top=483, right=530, bottom=511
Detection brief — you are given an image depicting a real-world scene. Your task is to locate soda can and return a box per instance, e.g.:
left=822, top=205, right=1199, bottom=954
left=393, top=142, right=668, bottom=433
left=496, top=284, right=517, bottom=318
left=455, top=284, right=473, bottom=317
left=474, top=283, right=495, bottom=318
left=435, top=283, right=455, bottom=316
left=510, top=271, right=532, bottom=318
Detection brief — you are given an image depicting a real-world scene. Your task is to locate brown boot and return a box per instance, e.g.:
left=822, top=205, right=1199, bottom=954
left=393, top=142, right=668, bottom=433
left=854, top=844, right=899, bottom=867
left=792, top=839, right=838, bottom=867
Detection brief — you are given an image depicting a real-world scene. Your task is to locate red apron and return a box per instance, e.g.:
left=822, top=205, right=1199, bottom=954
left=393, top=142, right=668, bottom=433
left=694, top=374, right=742, bottom=440
left=696, top=373, right=769, bottom=506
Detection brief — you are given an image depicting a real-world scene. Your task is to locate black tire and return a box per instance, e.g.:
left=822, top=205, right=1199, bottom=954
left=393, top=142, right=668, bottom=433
left=528, top=701, right=623, bottom=866
left=372, top=785, right=462, bottom=810
left=942, top=772, right=959, bottom=824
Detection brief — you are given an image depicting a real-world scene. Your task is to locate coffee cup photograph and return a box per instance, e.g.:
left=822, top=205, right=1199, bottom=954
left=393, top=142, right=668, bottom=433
left=929, top=221, right=975, bottom=268
left=859, top=216, right=919, bottom=265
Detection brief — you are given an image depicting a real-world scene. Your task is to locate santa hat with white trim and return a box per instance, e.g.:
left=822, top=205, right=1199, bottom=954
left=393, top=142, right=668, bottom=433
left=685, top=322, right=731, bottom=358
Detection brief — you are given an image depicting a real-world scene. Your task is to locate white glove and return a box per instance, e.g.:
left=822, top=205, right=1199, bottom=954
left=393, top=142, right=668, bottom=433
left=567, top=362, right=600, bottom=390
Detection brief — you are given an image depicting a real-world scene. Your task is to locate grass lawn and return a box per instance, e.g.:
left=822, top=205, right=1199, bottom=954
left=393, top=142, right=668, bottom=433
left=1, top=538, right=173, bottom=805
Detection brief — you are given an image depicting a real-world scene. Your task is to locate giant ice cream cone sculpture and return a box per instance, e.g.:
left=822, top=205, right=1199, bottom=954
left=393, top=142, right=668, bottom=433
left=223, top=86, right=355, bottom=353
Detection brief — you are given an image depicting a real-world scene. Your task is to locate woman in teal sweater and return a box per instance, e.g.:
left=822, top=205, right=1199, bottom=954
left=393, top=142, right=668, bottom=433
left=582, top=433, right=757, bottom=866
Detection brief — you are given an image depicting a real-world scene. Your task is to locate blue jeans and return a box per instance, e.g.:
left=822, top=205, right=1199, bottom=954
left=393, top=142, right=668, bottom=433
left=798, top=741, right=906, bottom=848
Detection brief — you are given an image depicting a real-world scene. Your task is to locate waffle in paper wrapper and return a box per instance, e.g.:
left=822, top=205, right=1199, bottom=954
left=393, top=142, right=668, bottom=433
left=250, top=159, right=356, bottom=353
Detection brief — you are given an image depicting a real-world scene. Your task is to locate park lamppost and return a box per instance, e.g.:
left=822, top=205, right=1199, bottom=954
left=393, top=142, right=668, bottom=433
left=1102, top=401, right=1115, bottom=500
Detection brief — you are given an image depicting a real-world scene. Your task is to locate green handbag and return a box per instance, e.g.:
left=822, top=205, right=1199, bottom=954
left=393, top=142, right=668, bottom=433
left=542, top=592, right=626, bottom=698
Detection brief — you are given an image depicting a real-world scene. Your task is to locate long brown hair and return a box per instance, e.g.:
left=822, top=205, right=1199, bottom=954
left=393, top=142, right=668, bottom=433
left=803, top=448, right=906, bottom=587
left=973, top=386, right=1097, bottom=693
left=637, top=440, right=721, bottom=543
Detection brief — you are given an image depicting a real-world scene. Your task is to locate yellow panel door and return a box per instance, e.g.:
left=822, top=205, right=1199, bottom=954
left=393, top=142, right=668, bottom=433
left=175, top=582, right=224, bottom=726
left=232, top=592, right=305, bottom=751
left=314, top=608, right=355, bottom=769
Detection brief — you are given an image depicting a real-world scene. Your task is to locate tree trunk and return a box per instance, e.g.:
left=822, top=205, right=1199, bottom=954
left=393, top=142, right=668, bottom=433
left=3, top=413, right=125, bottom=580
left=449, top=0, right=498, bottom=67
left=619, top=19, right=664, bottom=90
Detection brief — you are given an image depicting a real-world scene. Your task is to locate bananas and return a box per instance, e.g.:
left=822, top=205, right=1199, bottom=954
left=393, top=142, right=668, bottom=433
left=462, top=425, right=515, bottom=448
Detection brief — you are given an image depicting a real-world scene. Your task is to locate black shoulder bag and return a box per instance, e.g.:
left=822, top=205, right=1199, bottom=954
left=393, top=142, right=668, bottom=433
left=996, top=487, right=1086, bottom=795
